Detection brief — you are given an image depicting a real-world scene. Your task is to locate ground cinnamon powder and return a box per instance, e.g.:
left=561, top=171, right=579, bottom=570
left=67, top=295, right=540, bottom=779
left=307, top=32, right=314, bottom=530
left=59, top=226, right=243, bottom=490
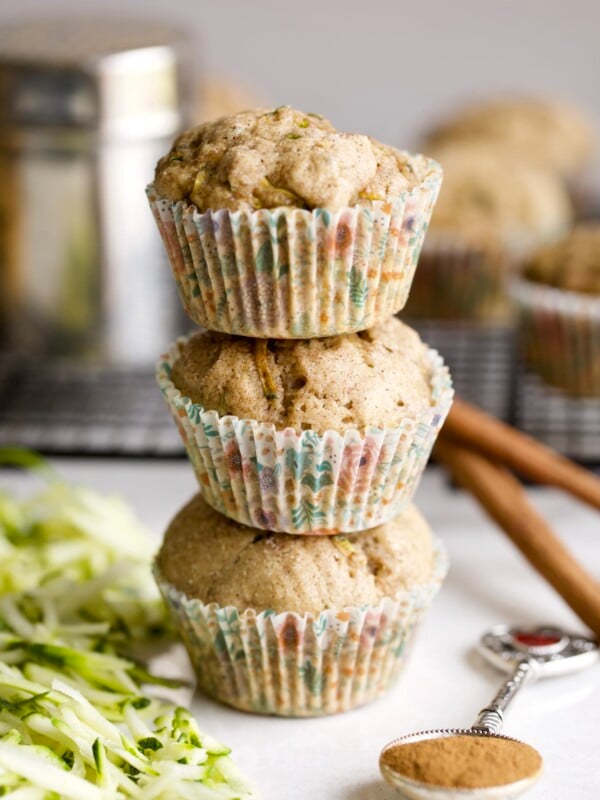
left=380, top=734, right=542, bottom=789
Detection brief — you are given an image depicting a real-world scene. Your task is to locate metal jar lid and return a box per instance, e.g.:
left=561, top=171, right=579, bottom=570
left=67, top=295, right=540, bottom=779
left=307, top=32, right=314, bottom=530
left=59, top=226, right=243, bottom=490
left=0, top=17, right=191, bottom=138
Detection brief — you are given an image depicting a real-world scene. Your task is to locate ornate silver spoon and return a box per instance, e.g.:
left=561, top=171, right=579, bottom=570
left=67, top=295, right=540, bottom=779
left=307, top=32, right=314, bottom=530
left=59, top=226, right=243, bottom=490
left=380, top=624, right=598, bottom=799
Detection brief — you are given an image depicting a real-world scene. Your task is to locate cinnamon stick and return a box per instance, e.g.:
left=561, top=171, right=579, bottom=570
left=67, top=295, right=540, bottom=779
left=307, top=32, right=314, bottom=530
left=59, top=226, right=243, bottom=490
left=441, top=397, right=600, bottom=512
left=435, top=438, right=600, bottom=638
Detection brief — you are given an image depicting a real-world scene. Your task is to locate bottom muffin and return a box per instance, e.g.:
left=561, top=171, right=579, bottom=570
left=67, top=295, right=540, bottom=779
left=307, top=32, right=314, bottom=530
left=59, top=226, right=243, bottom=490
left=154, top=494, right=448, bottom=717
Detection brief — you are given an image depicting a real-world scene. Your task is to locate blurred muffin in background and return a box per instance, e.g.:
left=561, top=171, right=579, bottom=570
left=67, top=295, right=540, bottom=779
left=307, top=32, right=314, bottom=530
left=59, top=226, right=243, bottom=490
left=423, top=96, right=594, bottom=182
left=404, top=142, right=572, bottom=321
left=512, top=224, right=600, bottom=396
left=422, top=96, right=596, bottom=219
left=196, top=74, right=266, bottom=123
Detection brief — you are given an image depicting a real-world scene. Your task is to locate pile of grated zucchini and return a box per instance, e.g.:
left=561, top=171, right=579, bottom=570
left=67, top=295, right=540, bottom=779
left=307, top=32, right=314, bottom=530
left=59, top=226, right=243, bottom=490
left=0, top=451, right=257, bottom=799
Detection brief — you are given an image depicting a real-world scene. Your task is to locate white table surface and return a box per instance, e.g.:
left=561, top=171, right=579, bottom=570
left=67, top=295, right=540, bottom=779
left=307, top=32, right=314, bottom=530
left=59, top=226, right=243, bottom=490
left=1, top=460, right=599, bottom=799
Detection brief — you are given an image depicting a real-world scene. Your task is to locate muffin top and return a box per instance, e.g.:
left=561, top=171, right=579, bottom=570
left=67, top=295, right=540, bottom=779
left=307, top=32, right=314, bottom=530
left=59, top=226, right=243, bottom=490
left=522, top=224, right=600, bottom=295
left=154, top=106, right=435, bottom=212
left=424, top=97, right=593, bottom=177
left=427, top=142, right=571, bottom=242
left=170, top=317, right=434, bottom=436
left=157, top=493, right=436, bottom=615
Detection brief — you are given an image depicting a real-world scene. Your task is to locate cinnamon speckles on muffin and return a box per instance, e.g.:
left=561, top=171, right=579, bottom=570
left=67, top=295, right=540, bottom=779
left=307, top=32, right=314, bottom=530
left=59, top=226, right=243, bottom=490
left=154, top=106, right=434, bottom=211
left=169, top=317, right=434, bottom=436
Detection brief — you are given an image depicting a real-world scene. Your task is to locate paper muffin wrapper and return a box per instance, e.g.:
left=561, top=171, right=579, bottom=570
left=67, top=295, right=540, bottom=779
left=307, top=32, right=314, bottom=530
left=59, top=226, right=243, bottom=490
left=154, top=538, right=448, bottom=717
left=512, top=278, right=600, bottom=397
left=146, top=161, right=442, bottom=339
left=156, top=336, right=453, bottom=534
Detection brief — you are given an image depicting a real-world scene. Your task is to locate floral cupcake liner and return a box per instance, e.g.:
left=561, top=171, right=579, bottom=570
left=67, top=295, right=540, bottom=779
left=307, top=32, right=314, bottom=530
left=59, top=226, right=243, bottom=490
left=154, top=537, right=448, bottom=717
left=512, top=278, right=600, bottom=397
left=156, top=336, right=453, bottom=534
left=146, top=160, right=442, bottom=339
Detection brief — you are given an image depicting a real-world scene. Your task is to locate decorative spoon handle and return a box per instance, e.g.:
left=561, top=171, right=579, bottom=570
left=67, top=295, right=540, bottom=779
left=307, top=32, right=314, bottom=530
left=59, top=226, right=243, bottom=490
left=471, top=659, right=535, bottom=734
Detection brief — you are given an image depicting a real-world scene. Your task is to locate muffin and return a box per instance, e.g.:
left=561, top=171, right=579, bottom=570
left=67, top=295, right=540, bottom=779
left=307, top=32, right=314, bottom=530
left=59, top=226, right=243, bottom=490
left=157, top=316, right=453, bottom=533
left=170, top=317, right=434, bottom=435
left=404, top=142, right=572, bottom=320
left=147, top=106, right=442, bottom=337
left=513, top=224, right=600, bottom=396
left=154, top=493, right=448, bottom=716
left=423, top=96, right=594, bottom=181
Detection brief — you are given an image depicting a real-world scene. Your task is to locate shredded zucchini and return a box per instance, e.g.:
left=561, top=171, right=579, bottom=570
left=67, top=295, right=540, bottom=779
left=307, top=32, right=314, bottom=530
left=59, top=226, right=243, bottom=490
left=0, top=450, right=257, bottom=799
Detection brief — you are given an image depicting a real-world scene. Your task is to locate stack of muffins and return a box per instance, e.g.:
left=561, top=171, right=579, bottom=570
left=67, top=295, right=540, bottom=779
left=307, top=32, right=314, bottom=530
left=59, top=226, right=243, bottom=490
left=146, top=107, right=453, bottom=716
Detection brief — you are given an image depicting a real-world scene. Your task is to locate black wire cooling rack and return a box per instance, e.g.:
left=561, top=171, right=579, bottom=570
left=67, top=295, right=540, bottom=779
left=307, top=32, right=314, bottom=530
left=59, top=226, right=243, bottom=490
left=411, top=321, right=518, bottom=422
left=0, top=323, right=598, bottom=463
left=0, top=355, right=182, bottom=456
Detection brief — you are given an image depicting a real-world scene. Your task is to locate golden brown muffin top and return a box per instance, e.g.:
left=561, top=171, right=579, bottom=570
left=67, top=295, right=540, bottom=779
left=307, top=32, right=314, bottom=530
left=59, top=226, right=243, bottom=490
left=427, top=142, right=572, bottom=242
left=154, top=106, right=435, bottom=211
left=423, top=97, right=594, bottom=177
left=170, top=317, right=434, bottom=436
left=157, top=493, right=436, bottom=614
left=523, top=224, right=600, bottom=295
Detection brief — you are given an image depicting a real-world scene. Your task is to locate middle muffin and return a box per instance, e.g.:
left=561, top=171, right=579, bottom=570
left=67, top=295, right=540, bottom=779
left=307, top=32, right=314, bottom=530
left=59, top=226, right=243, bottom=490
left=147, top=106, right=442, bottom=339
left=158, top=316, right=453, bottom=533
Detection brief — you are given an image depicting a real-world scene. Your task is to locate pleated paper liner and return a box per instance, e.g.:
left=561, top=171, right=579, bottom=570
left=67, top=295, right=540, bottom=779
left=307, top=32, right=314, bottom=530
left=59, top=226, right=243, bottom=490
left=156, top=337, right=453, bottom=534
left=512, top=278, right=600, bottom=397
left=146, top=158, right=442, bottom=339
left=154, top=538, right=448, bottom=717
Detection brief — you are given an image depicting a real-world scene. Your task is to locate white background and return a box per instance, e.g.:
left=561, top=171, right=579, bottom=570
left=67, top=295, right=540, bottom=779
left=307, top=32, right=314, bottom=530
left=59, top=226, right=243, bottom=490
left=0, top=0, right=597, bottom=147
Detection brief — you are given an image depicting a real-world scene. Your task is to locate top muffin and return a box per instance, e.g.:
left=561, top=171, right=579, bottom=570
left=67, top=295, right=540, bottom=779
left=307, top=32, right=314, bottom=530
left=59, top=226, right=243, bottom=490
left=154, top=106, right=434, bottom=211
left=522, top=224, right=600, bottom=295
left=423, top=97, right=593, bottom=178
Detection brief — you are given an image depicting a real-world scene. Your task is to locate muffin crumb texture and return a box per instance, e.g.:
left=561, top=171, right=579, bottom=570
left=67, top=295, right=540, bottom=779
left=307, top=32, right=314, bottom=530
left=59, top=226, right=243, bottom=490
left=154, top=106, right=434, bottom=211
left=157, top=494, right=435, bottom=615
left=170, top=317, right=434, bottom=436
left=523, top=224, right=600, bottom=294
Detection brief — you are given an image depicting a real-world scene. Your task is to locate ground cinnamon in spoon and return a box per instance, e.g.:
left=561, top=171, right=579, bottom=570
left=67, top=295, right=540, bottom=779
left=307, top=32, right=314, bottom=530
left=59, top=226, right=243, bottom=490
left=381, top=734, right=542, bottom=789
